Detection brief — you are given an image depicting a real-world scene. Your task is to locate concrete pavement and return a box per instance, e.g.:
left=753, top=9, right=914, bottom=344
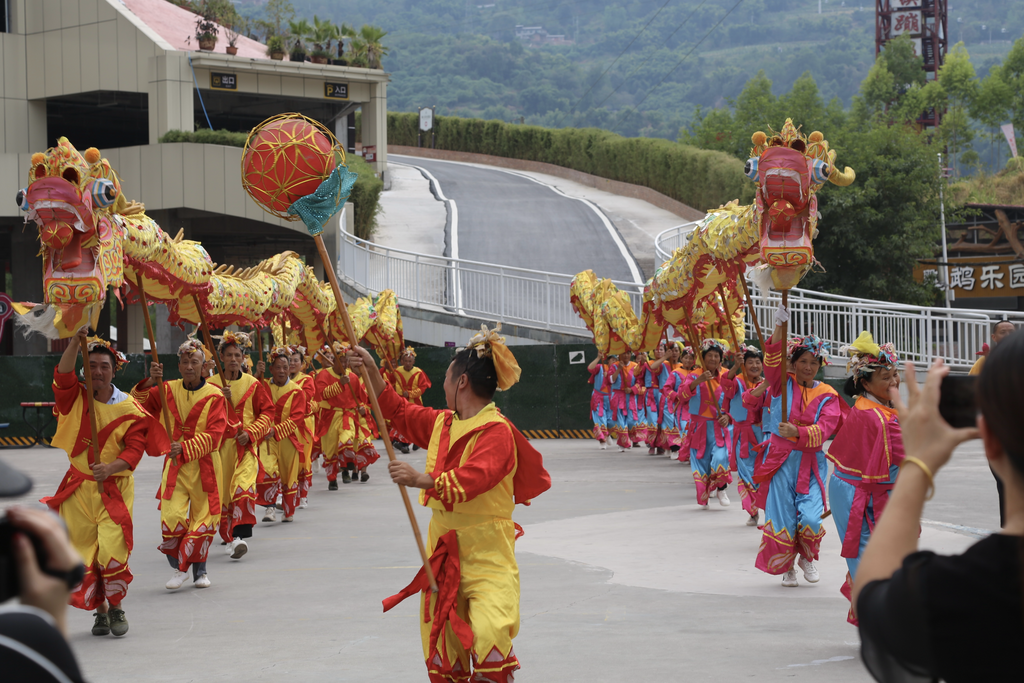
left=0, top=436, right=993, bottom=682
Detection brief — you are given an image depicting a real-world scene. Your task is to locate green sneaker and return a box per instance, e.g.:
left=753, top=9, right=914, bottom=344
left=91, top=612, right=110, bottom=636
left=108, top=607, right=129, bottom=636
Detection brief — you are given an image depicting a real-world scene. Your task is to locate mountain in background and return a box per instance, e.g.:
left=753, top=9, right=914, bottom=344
left=239, top=0, right=1022, bottom=140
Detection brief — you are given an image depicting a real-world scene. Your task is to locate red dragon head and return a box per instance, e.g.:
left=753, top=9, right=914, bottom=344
left=18, top=137, right=126, bottom=333
left=746, top=119, right=855, bottom=289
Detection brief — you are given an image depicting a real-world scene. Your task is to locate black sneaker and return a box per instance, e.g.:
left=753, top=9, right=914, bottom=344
left=328, top=480, right=338, bottom=491
left=360, top=471, right=369, bottom=482
left=92, top=612, right=110, bottom=636
left=411, top=444, right=420, bottom=452
left=109, top=607, right=129, bottom=637
left=398, top=444, right=410, bottom=454
left=342, top=471, right=351, bottom=484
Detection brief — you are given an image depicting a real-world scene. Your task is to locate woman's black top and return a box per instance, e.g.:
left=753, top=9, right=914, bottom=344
left=857, top=533, right=1024, bottom=682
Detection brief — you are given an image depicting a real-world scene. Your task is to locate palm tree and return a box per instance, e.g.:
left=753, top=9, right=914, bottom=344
left=287, top=18, right=312, bottom=57
left=337, top=22, right=356, bottom=59
left=358, top=25, right=389, bottom=70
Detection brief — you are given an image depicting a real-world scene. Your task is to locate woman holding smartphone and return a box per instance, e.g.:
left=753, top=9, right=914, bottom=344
left=853, top=330, right=1024, bottom=681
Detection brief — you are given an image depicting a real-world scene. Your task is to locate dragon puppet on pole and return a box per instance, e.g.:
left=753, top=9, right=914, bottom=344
left=571, top=119, right=856, bottom=354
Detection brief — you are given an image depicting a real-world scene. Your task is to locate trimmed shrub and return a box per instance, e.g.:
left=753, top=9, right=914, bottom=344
left=388, top=113, right=753, bottom=210
left=158, top=129, right=383, bottom=238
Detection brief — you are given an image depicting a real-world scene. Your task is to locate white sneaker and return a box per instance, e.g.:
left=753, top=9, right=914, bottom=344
left=275, top=493, right=283, bottom=510
left=698, top=502, right=709, bottom=510
left=230, top=539, right=248, bottom=559
left=194, top=574, right=211, bottom=589
left=165, top=570, right=189, bottom=590
left=262, top=507, right=276, bottom=522
left=282, top=515, right=294, bottom=523
left=708, top=489, right=718, bottom=499
left=224, top=540, right=235, bottom=555
left=600, top=442, right=607, bottom=450
left=745, top=513, right=759, bottom=527
left=718, top=489, right=731, bottom=507
left=619, top=447, right=626, bottom=452
left=798, top=556, right=820, bottom=583
left=781, top=569, right=799, bottom=587
left=299, top=497, right=309, bottom=509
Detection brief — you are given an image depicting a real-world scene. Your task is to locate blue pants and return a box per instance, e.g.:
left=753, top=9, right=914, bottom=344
left=755, top=450, right=827, bottom=574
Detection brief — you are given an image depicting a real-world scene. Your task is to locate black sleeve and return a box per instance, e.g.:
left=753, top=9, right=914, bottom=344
left=856, top=551, right=939, bottom=683
left=0, top=610, right=86, bottom=683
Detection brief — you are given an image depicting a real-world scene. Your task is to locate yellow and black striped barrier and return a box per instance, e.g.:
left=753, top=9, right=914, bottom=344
left=521, top=429, right=592, bottom=440
left=0, top=436, right=46, bottom=447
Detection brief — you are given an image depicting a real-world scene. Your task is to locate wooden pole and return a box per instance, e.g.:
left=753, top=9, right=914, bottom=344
left=191, top=294, right=225, bottom=383
left=134, top=274, right=173, bottom=438
left=255, top=327, right=265, bottom=379
left=780, top=290, right=789, bottom=422
left=716, top=283, right=743, bottom=355
left=313, top=236, right=437, bottom=593
left=78, top=337, right=102, bottom=468
left=741, top=278, right=767, bottom=351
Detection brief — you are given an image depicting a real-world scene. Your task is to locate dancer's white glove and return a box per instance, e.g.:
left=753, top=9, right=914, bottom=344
left=774, top=303, right=790, bottom=327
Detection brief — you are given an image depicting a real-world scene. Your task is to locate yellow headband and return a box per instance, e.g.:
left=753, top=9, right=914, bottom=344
left=465, top=323, right=521, bottom=391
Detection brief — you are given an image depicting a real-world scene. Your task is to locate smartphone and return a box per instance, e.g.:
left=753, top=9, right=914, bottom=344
left=0, top=513, right=51, bottom=603
left=938, top=375, right=978, bottom=429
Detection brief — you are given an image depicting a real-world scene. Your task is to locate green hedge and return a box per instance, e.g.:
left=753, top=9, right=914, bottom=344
left=158, top=129, right=382, bottom=239
left=388, top=114, right=754, bottom=210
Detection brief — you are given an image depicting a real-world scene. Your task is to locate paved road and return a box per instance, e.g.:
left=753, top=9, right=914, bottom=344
left=0, top=435, right=995, bottom=682
left=391, top=156, right=642, bottom=284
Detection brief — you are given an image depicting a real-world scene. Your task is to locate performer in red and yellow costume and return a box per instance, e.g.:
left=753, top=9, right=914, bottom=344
left=288, top=345, right=317, bottom=507
left=385, top=346, right=432, bottom=454
left=314, top=343, right=367, bottom=489
left=44, top=327, right=168, bottom=637
left=350, top=324, right=551, bottom=683
left=262, top=346, right=311, bottom=521
left=134, top=337, right=227, bottom=590
left=209, top=331, right=273, bottom=558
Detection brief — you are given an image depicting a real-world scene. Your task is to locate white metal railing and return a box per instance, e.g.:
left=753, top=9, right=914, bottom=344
left=655, top=223, right=1024, bottom=370
left=338, top=231, right=643, bottom=336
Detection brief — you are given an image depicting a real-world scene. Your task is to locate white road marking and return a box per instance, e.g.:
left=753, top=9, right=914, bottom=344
left=780, top=655, right=855, bottom=668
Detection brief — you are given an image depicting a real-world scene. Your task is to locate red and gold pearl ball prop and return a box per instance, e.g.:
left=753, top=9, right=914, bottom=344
left=241, top=114, right=343, bottom=219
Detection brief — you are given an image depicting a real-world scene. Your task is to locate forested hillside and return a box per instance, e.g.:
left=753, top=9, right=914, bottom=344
left=237, top=0, right=1021, bottom=138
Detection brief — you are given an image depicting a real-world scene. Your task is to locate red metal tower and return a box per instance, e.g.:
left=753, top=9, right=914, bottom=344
left=875, top=0, right=948, bottom=127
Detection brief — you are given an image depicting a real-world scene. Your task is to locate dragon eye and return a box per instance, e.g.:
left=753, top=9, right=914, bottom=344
left=810, top=159, right=830, bottom=184
left=90, top=178, right=117, bottom=208
left=744, top=158, right=758, bottom=179
left=16, top=188, right=29, bottom=211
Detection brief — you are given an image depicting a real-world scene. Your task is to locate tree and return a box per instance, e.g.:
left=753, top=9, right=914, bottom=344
left=257, top=0, right=294, bottom=39
left=356, top=25, right=390, bottom=70
left=972, top=65, right=1013, bottom=170
left=1001, top=36, right=1024, bottom=137
left=801, top=123, right=941, bottom=305
left=930, top=42, right=979, bottom=177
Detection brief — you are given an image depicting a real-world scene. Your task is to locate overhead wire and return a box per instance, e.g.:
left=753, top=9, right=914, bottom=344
left=627, top=0, right=746, bottom=114
left=554, top=0, right=676, bottom=127
left=586, top=0, right=710, bottom=113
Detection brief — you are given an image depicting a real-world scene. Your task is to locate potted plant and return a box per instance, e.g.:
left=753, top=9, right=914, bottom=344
left=266, top=35, right=286, bottom=60
left=333, top=22, right=355, bottom=65
left=194, top=5, right=219, bottom=52
left=310, top=15, right=338, bottom=64
left=225, top=22, right=243, bottom=55
left=287, top=18, right=311, bottom=62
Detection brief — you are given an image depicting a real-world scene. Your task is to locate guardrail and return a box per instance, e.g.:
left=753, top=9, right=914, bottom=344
left=654, top=223, right=1024, bottom=370
left=338, top=231, right=643, bottom=336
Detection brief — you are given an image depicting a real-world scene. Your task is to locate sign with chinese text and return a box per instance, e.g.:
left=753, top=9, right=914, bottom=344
left=915, top=257, right=1024, bottom=299
left=210, top=72, right=237, bottom=90
left=363, top=145, right=376, bottom=162
left=892, top=10, right=922, bottom=37
left=419, top=107, right=433, bottom=131
left=324, top=82, right=349, bottom=99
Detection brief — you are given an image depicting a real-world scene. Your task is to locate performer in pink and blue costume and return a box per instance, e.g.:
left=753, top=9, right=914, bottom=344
left=680, top=339, right=732, bottom=507
left=588, top=354, right=612, bottom=449
left=721, top=345, right=765, bottom=526
left=672, top=345, right=696, bottom=463
left=628, top=353, right=649, bottom=447
left=754, top=314, right=842, bottom=588
left=827, top=331, right=902, bottom=624
left=608, top=353, right=638, bottom=451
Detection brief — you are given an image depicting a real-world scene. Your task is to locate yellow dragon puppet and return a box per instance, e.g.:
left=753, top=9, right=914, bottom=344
left=572, top=119, right=855, bottom=354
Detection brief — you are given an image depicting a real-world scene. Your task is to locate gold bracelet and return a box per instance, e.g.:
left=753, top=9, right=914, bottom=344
left=902, top=456, right=935, bottom=501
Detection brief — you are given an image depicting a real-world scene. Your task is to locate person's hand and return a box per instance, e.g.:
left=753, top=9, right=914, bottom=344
left=346, top=346, right=373, bottom=371
left=236, top=431, right=251, bottom=447
left=358, top=406, right=366, bottom=416
left=75, top=326, right=89, bottom=341
left=338, top=374, right=350, bottom=385
left=255, top=360, right=265, bottom=377
left=265, top=426, right=276, bottom=441
left=718, top=414, right=730, bottom=427
left=388, top=461, right=433, bottom=489
left=148, top=361, right=163, bottom=387
left=6, top=507, right=83, bottom=636
left=220, top=385, right=233, bottom=402
left=169, top=442, right=183, bottom=461
left=750, top=380, right=768, bottom=397
left=774, top=303, right=790, bottom=327
left=89, top=459, right=127, bottom=483
left=778, top=422, right=799, bottom=438
left=890, top=360, right=980, bottom=474
left=695, top=370, right=713, bottom=385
